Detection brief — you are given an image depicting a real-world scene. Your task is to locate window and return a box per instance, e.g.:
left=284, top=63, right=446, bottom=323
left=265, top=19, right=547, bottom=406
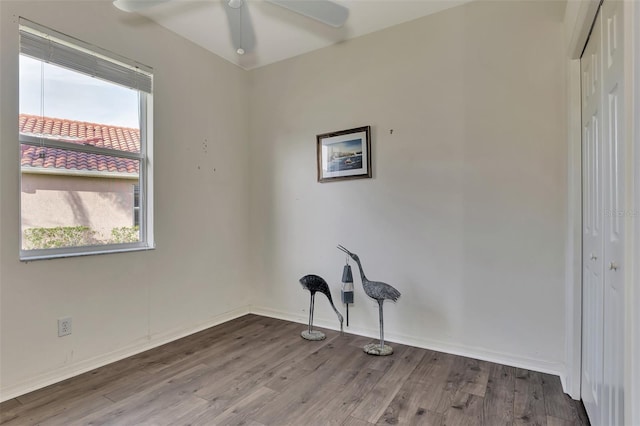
left=19, top=19, right=154, bottom=260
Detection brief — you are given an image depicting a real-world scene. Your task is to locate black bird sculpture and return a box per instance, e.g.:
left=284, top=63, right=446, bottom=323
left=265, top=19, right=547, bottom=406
left=299, top=274, right=344, bottom=340
left=337, top=245, right=401, bottom=355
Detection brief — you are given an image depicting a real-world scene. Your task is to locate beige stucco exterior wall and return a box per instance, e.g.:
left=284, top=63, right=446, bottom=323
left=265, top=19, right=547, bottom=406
left=21, top=173, right=136, bottom=244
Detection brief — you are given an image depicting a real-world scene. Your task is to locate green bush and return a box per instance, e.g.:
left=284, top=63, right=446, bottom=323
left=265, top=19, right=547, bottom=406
left=23, top=226, right=97, bottom=249
left=110, top=226, right=140, bottom=244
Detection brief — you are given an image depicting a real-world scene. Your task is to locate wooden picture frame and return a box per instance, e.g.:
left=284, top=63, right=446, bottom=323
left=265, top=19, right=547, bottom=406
left=316, top=126, right=372, bottom=183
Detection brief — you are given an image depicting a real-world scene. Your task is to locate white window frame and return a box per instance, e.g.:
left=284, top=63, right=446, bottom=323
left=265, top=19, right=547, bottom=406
left=18, top=19, right=154, bottom=261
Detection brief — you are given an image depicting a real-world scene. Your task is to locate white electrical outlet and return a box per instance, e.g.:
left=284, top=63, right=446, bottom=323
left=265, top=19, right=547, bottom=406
left=58, top=317, right=72, bottom=337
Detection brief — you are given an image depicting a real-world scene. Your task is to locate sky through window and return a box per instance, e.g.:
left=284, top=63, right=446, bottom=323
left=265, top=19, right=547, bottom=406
left=20, top=55, right=139, bottom=128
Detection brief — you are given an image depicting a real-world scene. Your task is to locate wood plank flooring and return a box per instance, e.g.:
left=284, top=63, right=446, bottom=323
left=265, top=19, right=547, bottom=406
left=0, top=315, right=589, bottom=425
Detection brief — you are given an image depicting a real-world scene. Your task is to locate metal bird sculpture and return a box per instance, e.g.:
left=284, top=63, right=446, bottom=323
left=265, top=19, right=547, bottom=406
left=299, top=274, right=344, bottom=340
left=337, top=245, right=400, bottom=355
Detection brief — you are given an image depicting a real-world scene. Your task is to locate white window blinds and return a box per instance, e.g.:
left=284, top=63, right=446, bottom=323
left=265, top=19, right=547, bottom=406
left=19, top=18, right=152, bottom=93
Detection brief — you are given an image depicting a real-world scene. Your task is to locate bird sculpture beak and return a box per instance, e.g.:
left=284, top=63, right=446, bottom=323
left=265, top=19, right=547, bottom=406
left=337, top=244, right=351, bottom=256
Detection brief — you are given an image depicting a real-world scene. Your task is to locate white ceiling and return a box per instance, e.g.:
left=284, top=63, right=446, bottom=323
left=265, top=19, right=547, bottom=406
left=130, top=0, right=473, bottom=70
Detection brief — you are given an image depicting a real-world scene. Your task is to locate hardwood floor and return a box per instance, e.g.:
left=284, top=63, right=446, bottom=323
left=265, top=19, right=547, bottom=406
left=0, top=315, right=589, bottom=425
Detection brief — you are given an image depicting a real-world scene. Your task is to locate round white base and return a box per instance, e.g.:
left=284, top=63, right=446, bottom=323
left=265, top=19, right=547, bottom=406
left=364, top=343, right=393, bottom=356
left=301, top=330, right=326, bottom=341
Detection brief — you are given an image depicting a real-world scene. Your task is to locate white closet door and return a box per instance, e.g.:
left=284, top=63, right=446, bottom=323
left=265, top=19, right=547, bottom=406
left=601, top=0, right=625, bottom=424
left=581, top=10, right=604, bottom=423
left=581, top=1, right=626, bottom=425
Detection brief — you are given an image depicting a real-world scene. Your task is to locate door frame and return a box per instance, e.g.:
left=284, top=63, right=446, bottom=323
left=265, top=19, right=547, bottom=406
left=563, top=0, right=600, bottom=401
left=564, top=3, right=639, bottom=425
left=630, top=2, right=639, bottom=424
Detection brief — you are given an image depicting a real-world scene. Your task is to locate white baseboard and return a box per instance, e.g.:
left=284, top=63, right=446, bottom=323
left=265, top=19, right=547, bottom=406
left=250, top=306, right=567, bottom=380
left=0, top=305, right=251, bottom=402
left=2, top=305, right=567, bottom=402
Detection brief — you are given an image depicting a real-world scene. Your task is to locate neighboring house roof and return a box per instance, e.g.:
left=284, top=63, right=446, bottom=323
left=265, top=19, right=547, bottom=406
left=20, top=114, right=140, bottom=175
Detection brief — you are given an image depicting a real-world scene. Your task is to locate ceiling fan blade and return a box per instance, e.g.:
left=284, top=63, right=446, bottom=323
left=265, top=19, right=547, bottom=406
left=113, top=0, right=173, bottom=13
left=266, top=0, right=349, bottom=28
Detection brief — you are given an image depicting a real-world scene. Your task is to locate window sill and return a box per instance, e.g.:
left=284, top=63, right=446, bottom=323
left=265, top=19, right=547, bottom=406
left=20, top=243, right=155, bottom=262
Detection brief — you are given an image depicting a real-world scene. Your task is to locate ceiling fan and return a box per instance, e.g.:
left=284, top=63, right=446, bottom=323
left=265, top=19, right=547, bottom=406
left=113, top=0, right=349, bottom=55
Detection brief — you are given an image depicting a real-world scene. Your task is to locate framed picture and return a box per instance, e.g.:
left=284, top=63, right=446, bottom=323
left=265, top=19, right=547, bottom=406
left=317, top=126, right=372, bottom=182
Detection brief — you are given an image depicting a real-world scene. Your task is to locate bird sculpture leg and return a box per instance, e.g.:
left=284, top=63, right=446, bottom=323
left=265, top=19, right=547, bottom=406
left=309, top=293, right=315, bottom=333
left=363, top=300, right=393, bottom=356
left=301, top=292, right=325, bottom=341
left=378, top=300, right=384, bottom=349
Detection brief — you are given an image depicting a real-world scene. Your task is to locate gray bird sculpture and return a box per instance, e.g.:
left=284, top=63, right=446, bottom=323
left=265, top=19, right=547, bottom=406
left=299, top=274, right=344, bottom=341
left=337, top=245, right=400, bottom=355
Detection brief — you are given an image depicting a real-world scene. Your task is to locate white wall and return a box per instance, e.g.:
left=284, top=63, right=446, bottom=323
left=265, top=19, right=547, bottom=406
left=0, top=1, right=251, bottom=399
left=1, top=0, right=574, bottom=401
left=248, top=0, right=569, bottom=374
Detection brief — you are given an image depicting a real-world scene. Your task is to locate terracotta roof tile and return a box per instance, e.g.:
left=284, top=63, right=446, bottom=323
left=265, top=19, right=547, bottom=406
left=19, top=114, right=140, bottom=175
